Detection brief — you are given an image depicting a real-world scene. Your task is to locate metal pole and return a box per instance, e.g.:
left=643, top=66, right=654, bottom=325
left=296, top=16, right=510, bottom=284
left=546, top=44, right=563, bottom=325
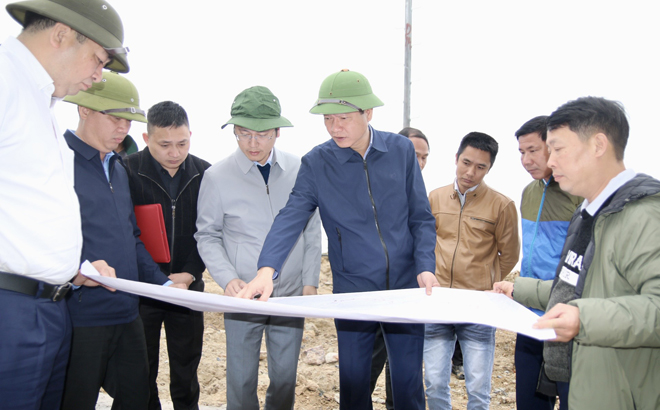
left=403, top=0, right=412, bottom=128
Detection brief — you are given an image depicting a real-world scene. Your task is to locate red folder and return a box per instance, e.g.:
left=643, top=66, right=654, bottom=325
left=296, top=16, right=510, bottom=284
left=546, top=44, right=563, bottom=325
left=134, top=204, right=171, bottom=263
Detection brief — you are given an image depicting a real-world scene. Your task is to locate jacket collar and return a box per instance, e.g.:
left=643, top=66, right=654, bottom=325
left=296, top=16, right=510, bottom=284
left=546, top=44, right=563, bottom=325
left=64, top=129, right=122, bottom=170
left=234, top=146, right=287, bottom=175
left=137, top=147, right=197, bottom=186
left=331, top=126, right=388, bottom=164
left=451, top=180, right=489, bottom=202
left=599, top=173, right=660, bottom=216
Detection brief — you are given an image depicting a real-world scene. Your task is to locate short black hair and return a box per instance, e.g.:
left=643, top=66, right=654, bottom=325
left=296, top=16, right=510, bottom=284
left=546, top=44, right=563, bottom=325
left=515, top=116, right=548, bottom=141
left=456, top=132, right=499, bottom=169
left=147, top=101, right=189, bottom=134
left=547, top=96, right=628, bottom=161
left=399, top=127, right=430, bottom=152
left=23, top=11, right=87, bottom=43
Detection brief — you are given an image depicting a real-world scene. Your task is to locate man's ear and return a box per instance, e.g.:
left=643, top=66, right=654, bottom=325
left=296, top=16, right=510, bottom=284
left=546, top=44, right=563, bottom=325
left=592, top=132, right=609, bottom=159
left=49, top=22, right=73, bottom=49
left=142, top=132, right=149, bottom=145
left=78, top=106, right=91, bottom=119
left=365, top=108, right=373, bottom=122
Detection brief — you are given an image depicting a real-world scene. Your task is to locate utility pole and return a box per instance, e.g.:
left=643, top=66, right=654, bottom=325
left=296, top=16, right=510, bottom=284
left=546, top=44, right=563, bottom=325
left=403, top=0, right=412, bottom=128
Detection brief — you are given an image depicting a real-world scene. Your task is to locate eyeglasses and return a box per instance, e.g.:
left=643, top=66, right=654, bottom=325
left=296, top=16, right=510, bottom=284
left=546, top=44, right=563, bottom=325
left=234, top=131, right=275, bottom=143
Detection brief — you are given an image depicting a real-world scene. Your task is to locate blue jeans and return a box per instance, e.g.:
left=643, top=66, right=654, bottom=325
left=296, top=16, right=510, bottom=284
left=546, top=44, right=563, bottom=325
left=424, top=323, right=496, bottom=410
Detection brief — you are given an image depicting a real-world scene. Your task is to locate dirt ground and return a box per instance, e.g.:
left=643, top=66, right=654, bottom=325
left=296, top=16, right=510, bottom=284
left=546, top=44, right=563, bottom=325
left=154, top=256, right=523, bottom=409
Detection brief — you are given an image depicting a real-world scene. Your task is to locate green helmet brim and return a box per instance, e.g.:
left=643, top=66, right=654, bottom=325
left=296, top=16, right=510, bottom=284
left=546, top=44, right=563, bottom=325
left=6, top=0, right=129, bottom=73
left=64, top=90, right=146, bottom=122
left=309, top=94, right=384, bottom=115
left=221, top=116, right=293, bottom=132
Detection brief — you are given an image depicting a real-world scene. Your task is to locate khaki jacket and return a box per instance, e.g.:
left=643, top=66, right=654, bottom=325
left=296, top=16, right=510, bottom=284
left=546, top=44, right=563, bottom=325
left=429, top=182, right=520, bottom=290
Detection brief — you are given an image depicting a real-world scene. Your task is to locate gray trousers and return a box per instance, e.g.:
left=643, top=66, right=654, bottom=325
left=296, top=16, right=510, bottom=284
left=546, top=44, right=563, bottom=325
left=224, top=312, right=304, bottom=410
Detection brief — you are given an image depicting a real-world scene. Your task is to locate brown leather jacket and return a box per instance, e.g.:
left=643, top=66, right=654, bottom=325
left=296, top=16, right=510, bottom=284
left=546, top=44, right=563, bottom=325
left=429, top=181, right=520, bottom=290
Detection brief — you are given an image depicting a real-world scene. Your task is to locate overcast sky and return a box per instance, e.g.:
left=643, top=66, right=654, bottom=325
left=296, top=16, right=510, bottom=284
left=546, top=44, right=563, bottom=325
left=3, top=0, right=660, bottom=261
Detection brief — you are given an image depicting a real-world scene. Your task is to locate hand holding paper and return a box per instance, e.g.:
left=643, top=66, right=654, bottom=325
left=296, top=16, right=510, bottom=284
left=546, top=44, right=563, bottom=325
left=77, top=260, right=117, bottom=291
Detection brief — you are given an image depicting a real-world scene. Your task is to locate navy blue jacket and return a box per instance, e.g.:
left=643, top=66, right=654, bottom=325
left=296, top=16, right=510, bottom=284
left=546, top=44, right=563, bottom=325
left=64, top=130, right=169, bottom=327
left=258, top=127, right=436, bottom=294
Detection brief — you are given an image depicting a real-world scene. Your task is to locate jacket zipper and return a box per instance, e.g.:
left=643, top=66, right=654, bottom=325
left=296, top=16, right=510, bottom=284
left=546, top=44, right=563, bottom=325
left=363, top=159, right=390, bottom=289
left=449, top=199, right=465, bottom=288
left=138, top=171, right=199, bottom=273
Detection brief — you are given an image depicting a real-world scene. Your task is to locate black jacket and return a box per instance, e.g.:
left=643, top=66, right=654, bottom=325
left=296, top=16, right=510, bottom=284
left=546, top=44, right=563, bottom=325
left=124, top=148, right=211, bottom=291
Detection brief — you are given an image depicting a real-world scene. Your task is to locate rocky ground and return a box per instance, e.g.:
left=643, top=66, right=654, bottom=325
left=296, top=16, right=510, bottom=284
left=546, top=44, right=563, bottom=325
left=145, top=257, right=527, bottom=409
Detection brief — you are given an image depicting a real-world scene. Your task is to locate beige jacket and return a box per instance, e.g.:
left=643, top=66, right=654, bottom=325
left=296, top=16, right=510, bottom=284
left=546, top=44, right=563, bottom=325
left=429, top=182, right=520, bottom=290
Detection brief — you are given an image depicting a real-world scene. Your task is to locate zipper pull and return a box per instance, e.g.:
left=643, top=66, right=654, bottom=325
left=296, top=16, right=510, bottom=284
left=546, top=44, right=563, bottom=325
left=266, top=184, right=269, bottom=195
left=109, top=182, right=114, bottom=193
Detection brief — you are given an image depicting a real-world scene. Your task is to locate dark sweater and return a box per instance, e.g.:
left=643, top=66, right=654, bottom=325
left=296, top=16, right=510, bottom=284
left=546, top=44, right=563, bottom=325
left=64, top=130, right=169, bottom=327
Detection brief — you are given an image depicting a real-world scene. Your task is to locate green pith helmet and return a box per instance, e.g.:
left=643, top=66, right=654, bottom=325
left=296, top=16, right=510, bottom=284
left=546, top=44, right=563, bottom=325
left=221, top=86, right=293, bottom=132
left=64, top=71, right=146, bottom=122
left=309, top=69, right=384, bottom=115
left=6, top=0, right=129, bottom=73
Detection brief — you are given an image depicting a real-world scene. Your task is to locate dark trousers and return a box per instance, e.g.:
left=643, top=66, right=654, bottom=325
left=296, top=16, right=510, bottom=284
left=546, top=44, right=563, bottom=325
left=140, top=298, right=204, bottom=410
left=336, top=319, right=425, bottom=410
left=370, top=328, right=393, bottom=410
left=0, top=289, right=71, bottom=410
left=515, top=334, right=569, bottom=410
left=62, top=316, right=150, bottom=410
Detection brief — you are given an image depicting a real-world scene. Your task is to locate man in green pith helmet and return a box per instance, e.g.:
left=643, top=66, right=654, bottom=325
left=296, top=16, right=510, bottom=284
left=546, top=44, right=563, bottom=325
left=236, top=70, right=439, bottom=410
left=0, top=0, right=129, bottom=407
left=61, top=71, right=189, bottom=409
left=196, top=85, right=321, bottom=410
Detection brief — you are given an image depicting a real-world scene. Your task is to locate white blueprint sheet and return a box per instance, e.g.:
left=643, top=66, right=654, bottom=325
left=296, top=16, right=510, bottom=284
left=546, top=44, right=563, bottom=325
left=81, top=261, right=555, bottom=340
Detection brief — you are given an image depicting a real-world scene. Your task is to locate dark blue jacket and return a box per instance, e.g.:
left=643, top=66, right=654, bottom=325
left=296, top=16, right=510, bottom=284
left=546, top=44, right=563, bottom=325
left=64, top=130, right=169, bottom=327
left=258, top=127, right=436, bottom=294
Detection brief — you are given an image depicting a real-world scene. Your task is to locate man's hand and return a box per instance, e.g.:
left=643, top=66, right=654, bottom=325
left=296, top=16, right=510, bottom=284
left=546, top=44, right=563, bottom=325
left=417, top=271, right=440, bottom=295
left=72, top=260, right=116, bottom=292
left=169, top=272, right=195, bottom=287
left=236, top=267, right=275, bottom=301
left=224, top=278, right=247, bottom=297
left=302, top=285, right=317, bottom=296
left=533, top=303, right=580, bottom=342
left=491, top=281, right=514, bottom=299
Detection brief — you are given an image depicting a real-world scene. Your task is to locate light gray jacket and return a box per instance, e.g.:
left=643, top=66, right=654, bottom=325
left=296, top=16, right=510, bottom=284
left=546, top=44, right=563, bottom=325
left=195, top=147, right=321, bottom=297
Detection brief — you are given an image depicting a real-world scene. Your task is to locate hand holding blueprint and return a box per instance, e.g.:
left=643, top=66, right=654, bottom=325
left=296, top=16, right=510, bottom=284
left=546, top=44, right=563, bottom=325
left=81, top=261, right=555, bottom=340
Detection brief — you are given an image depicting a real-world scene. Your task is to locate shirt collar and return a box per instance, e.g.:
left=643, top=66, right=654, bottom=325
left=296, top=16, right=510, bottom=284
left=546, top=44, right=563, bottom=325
left=454, top=179, right=480, bottom=206
left=254, top=149, right=274, bottom=167
left=581, top=169, right=636, bottom=215
left=236, top=146, right=283, bottom=175
left=332, top=126, right=387, bottom=164
left=3, top=36, right=56, bottom=100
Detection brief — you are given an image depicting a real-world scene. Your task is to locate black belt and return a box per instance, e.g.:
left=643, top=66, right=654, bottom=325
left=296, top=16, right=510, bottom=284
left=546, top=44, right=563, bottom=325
left=0, top=271, right=72, bottom=302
